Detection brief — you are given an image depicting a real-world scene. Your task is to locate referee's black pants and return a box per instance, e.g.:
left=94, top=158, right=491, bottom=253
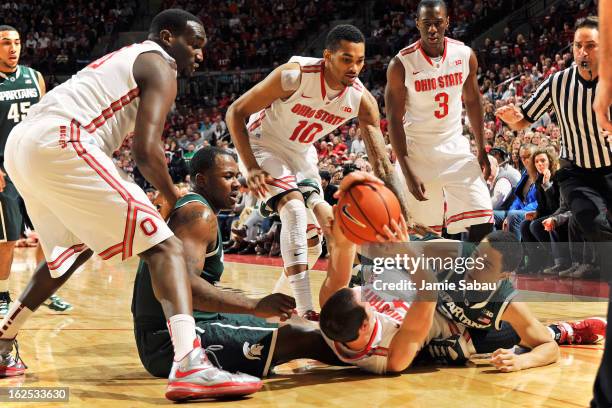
left=557, top=163, right=612, bottom=407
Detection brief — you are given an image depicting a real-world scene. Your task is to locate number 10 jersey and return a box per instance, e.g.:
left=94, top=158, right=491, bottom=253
left=246, top=56, right=363, bottom=154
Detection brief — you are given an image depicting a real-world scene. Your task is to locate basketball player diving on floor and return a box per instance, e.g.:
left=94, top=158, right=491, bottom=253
left=132, top=147, right=346, bottom=379
left=318, top=174, right=604, bottom=374
left=0, top=9, right=263, bottom=402
left=385, top=0, right=493, bottom=241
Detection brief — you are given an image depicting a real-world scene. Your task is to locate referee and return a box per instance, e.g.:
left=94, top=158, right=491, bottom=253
left=498, top=16, right=611, bottom=408
left=496, top=16, right=612, bottom=243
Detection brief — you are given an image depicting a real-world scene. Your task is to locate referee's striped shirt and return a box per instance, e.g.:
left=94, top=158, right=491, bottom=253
left=520, top=65, right=612, bottom=168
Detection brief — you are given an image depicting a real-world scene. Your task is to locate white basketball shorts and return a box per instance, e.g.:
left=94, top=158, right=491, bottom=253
left=5, top=117, right=173, bottom=277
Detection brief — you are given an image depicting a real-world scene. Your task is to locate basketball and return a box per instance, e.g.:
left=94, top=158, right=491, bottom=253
left=335, top=182, right=402, bottom=244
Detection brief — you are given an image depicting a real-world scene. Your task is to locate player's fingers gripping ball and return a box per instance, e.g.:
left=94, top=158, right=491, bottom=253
left=334, top=181, right=402, bottom=245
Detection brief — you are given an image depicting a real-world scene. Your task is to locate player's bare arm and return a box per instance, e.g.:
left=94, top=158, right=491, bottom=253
left=226, top=62, right=301, bottom=198
left=132, top=52, right=180, bottom=208
left=385, top=56, right=427, bottom=201
left=463, top=49, right=490, bottom=180
left=170, top=202, right=296, bottom=320
left=491, top=301, right=559, bottom=372
left=358, top=89, right=414, bottom=221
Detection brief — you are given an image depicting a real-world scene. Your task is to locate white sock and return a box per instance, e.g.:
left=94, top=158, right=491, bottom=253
left=273, top=272, right=291, bottom=295
left=288, top=271, right=314, bottom=315
left=167, top=314, right=197, bottom=361
left=0, top=280, right=8, bottom=293
left=0, top=300, right=33, bottom=340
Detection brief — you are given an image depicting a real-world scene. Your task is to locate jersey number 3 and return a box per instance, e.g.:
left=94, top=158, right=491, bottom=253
left=289, top=121, right=323, bottom=143
left=434, top=92, right=449, bottom=119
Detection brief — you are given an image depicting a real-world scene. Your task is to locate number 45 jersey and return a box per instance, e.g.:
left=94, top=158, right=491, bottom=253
left=396, top=37, right=471, bottom=145
left=0, top=66, right=42, bottom=161
left=246, top=56, right=364, bottom=154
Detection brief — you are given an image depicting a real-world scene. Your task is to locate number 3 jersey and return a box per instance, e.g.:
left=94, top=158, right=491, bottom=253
left=246, top=56, right=364, bottom=153
left=23, top=41, right=176, bottom=156
left=396, top=37, right=471, bottom=145
left=0, top=65, right=42, bottom=162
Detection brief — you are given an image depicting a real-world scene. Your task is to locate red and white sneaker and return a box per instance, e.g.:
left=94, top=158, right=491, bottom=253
left=554, top=318, right=607, bottom=344
left=166, top=338, right=262, bottom=401
left=0, top=339, right=26, bottom=377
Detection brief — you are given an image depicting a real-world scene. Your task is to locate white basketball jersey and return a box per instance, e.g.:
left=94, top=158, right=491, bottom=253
left=246, top=56, right=364, bottom=153
left=396, top=38, right=471, bottom=145
left=27, top=41, right=176, bottom=156
left=322, top=287, right=457, bottom=374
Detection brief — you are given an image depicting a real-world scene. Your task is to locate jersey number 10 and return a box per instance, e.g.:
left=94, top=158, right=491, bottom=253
left=289, top=120, right=323, bottom=143
left=7, top=102, right=31, bottom=123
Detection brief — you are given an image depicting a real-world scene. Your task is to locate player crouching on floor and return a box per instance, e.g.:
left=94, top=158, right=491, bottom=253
left=132, top=147, right=345, bottom=390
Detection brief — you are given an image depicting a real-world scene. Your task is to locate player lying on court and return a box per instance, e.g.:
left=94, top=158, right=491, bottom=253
left=318, top=174, right=605, bottom=374
left=0, top=9, right=263, bottom=400
left=227, top=24, right=412, bottom=321
left=132, top=147, right=345, bottom=382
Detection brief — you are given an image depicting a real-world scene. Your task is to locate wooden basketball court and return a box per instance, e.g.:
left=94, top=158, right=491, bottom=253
left=3, top=247, right=606, bottom=407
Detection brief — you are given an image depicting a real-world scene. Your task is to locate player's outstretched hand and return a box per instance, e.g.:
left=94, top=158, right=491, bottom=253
left=495, top=103, right=524, bottom=124
left=593, top=80, right=612, bottom=132
left=253, top=293, right=296, bottom=321
left=247, top=167, right=271, bottom=199
left=333, top=171, right=383, bottom=200
left=491, top=348, right=523, bottom=372
left=376, top=214, right=409, bottom=243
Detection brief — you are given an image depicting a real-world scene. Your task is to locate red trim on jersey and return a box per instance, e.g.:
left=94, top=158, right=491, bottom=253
left=47, top=243, right=87, bottom=271
left=140, top=217, right=158, bottom=236
left=441, top=38, right=448, bottom=63
left=400, top=41, right=420, bottom=55
left=352, top=81, right=363, bottom=92
left=319, top=61, right=326, bottom=99
left=334, top=319, right=380, bottom=360
left=248, top=111, right=266, bottom=132
left=68, top=120, right=163, bottom=261
left=81, top=88, right=140, bottom=133
left=99, top=243, right=123, bottom=260
left=417, top=41, right=434, bottom=66
left=267, top=178, right=295, bottom=191
left=445, top=209, right=493, bottom=225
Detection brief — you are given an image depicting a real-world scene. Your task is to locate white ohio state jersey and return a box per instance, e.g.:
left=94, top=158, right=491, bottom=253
left=396, top=38, right=471, bottom=145
left=322, top=287, right=458, bottom=374
left=246, top=56, right=364, bottom=153
left=27, top=41, right=176, bottom=155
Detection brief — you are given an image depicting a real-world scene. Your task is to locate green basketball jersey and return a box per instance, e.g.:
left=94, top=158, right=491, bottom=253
left=0, top=65, right=42, bottom=160
left=131, top=192, right=225, bottom=330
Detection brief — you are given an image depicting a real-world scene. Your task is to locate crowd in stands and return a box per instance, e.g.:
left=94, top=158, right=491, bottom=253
left=10, top=0, right=601, bottom=278
left=2, top=0, right=137, bottom=75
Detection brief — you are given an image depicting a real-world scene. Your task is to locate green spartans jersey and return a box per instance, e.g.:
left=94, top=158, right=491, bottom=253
left=131, top=193, right=224, bottom=331
left=435, top=243, right=517, bottom=330
left=0, top=65, right=42, bottom=161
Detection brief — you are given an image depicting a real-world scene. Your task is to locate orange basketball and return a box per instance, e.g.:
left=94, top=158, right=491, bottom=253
left=335, top=182, right=402, bottom=244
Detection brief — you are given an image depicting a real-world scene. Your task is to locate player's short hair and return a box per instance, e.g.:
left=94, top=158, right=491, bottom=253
left=320, top=288, right=367, bottom=343
left=485, top=231, right=523, bottom=273
left=576, top=16, right=598, bottom=31
left=189, top=146, right=237, bottom=179
left=325, top=24, right=365, bottom=52
left=0, top=25, right=18, bottom=32
left=417, top=0, right=448, bottom=18
left=149, top=8, right=203, bottom=37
